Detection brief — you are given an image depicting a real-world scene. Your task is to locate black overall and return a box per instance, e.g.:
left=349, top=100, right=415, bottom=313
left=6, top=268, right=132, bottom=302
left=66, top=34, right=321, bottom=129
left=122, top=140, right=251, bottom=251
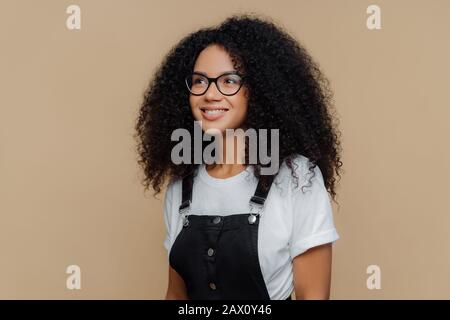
left=169, top=169, right=292, bottom=300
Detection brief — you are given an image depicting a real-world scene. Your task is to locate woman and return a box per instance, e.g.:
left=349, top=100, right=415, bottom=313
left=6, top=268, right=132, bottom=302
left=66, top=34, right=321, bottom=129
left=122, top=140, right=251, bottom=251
left=135, top=14, right=343, bottom=300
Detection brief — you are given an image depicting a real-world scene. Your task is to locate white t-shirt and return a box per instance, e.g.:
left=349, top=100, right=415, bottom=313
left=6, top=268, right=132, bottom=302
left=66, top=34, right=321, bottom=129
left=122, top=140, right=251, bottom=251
left=163, top=154, right=340, bottom=300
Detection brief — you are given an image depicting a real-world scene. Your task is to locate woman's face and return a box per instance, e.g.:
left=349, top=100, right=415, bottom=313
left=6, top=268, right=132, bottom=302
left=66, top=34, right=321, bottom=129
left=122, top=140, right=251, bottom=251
left=189, top=44, right=248, bottom=134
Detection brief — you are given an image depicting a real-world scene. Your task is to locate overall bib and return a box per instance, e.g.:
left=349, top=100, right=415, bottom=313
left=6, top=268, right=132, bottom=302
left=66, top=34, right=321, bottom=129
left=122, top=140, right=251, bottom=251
left=169, top=169, right=293, bottom=300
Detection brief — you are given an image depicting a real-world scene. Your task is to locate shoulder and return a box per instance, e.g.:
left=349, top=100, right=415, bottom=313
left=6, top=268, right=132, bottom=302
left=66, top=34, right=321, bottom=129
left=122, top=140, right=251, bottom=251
left=276, top=154, right=323, bottom=190
left=166, top=176, right=182, bottom=196
left=163, top=177, right=183, bottom=213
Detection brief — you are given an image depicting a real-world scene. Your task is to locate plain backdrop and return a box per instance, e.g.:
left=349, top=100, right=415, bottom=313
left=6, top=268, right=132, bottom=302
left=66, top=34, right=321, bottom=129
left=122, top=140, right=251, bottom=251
left=1, top=0, right=449, bottom=299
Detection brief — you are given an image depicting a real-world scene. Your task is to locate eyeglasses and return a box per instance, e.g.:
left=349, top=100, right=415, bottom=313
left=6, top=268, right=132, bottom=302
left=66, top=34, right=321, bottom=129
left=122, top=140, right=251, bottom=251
left=185, top=71, right=245, bottom=96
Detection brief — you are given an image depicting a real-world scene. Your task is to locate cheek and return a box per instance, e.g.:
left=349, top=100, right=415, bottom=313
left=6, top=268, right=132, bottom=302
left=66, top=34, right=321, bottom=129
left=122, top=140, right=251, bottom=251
left=232, top=95, right=248, bottom=114
left=237, top=88, right=249, bottom=111
left=226, top=96, right=248, bottom=129
left=189, top=95, right=195, bottom=109
left=189, top=96, right=200, bottom=115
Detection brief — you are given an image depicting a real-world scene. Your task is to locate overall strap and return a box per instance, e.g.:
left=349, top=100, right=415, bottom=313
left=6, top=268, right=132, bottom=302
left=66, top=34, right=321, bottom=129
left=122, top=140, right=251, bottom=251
left=179, top=167, right=276, bottom=214
left=179, top=171, right=194, bottom=214
left=249, top=174, right=276, bottom=209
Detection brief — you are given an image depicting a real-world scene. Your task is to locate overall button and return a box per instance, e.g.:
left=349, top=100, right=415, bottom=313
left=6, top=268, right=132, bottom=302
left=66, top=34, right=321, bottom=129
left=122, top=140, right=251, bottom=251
left=207, top=248, right=215, bottom=256
left=212, top=216, right=221, bottom=224
left=248, top=214, right=257, bottom=224
left=209, top=282, right=217, bottom=290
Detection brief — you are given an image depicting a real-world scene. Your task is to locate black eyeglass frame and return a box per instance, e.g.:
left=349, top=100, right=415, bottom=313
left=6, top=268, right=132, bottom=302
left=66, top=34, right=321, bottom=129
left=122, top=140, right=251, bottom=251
left=184, top=71, right=246, bottom=96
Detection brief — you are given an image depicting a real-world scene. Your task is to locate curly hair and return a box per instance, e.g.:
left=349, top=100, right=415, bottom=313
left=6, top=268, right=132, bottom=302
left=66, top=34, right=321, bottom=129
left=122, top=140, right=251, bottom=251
left=134, top=13, right=343, bottom=204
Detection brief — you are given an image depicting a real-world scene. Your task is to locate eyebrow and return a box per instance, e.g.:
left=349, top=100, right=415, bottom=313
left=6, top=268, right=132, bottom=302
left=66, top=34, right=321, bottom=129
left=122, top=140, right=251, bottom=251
left=193, top=71, right=239, bottom=77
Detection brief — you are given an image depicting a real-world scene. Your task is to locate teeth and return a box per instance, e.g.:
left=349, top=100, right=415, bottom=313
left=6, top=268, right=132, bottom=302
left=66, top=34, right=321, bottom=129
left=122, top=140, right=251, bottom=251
left=204, top=109, right=227, bottom=114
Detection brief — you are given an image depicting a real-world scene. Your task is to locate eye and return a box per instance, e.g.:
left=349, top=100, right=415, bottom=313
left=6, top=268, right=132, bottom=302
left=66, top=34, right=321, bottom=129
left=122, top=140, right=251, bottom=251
left=192, top=75, right=207, bottom=85
left=221, top=75, right=241, bottom=85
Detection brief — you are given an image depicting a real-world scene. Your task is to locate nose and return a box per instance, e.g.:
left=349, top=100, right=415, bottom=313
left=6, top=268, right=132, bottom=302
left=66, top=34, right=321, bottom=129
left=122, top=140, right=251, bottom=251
left=204, top=81, right=222, bottom=100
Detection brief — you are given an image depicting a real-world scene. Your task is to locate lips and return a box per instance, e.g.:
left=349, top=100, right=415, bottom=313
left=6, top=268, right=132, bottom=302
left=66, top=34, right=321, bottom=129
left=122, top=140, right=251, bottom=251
left=200, top=106, right=229, bottom=121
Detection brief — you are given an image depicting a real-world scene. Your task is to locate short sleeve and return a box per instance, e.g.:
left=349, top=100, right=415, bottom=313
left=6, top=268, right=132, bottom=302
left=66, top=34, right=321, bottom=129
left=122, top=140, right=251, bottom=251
left=289, top=161, right=340, bottom=259
left=163, top=181, right=174, bottom=255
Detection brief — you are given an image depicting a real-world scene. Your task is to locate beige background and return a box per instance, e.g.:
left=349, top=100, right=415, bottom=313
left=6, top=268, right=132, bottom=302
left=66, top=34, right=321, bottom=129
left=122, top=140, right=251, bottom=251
left=1, top=0, right=449, bottom=299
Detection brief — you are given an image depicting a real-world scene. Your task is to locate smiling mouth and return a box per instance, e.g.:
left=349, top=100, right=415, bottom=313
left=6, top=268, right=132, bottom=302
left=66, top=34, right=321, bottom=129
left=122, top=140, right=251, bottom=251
left=199, top=107, right=229, bottom=121
left=200, top=107, right=229, bottom=115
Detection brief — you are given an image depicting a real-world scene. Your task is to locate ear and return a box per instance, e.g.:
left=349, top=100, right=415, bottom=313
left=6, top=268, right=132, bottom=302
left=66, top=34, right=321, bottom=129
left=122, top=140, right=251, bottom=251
left=243, top=87, right=250, bottom=99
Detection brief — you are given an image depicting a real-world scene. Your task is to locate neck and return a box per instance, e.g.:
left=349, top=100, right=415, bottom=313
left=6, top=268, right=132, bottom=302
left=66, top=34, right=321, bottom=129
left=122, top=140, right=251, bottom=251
left=206, top=129, right=247, bottom=176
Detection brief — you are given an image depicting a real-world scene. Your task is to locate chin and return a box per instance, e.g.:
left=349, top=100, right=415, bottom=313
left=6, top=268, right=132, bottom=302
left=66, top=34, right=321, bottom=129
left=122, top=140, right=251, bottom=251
left=201, top=122, right=228, bottom=135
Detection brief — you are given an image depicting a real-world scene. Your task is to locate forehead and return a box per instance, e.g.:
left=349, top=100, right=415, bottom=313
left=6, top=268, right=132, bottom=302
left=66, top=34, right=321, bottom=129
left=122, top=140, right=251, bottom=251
left=193, top=45, right=237, bottom=77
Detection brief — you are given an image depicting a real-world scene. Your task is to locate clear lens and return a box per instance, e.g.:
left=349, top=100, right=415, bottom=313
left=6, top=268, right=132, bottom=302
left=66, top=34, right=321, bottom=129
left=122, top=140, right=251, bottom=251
left=188, top=74, right=208, bottom=94
left=217, top=74, right=242, bottom=95
left=186, top=73, right=243, bottom=95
